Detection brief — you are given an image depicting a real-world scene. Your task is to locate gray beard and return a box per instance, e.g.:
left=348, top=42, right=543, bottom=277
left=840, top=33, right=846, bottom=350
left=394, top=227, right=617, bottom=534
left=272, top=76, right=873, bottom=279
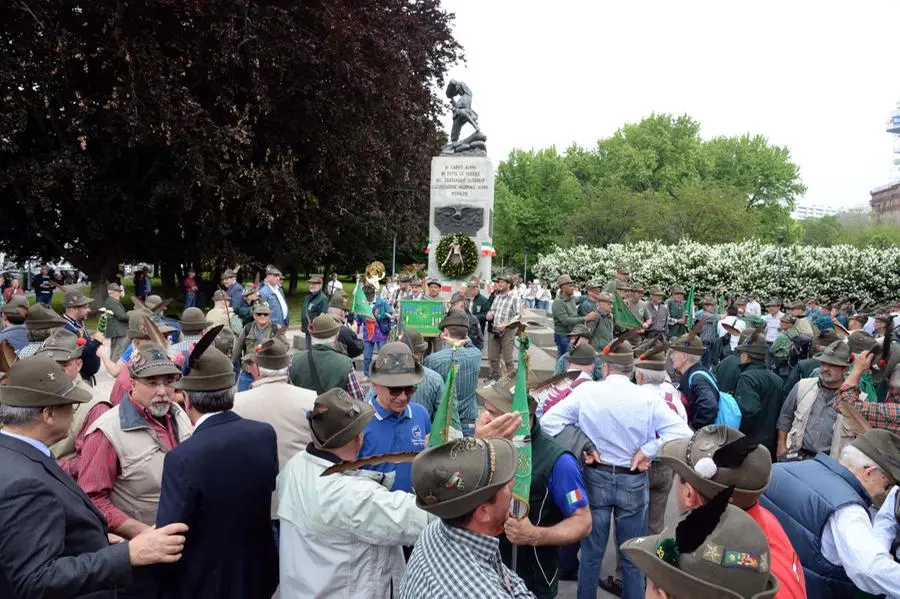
left=148, top=399, right=171, bottom=418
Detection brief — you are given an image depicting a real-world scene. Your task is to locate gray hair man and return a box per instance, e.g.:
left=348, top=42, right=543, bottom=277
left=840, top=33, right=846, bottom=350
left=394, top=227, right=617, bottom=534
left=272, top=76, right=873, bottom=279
left=288, top=314, right=364, bottom=401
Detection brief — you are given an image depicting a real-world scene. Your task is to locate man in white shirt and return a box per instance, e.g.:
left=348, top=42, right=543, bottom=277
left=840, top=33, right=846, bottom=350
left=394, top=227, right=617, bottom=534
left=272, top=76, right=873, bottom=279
left=761, top=429, right=900, bottom=598
left=277, top=388, right=433, bottom=599
left=762, top=298, right=784, bottom=343
left=745, top=295, right=762, bottom=317
left=540, top=340, right=693, bottom=599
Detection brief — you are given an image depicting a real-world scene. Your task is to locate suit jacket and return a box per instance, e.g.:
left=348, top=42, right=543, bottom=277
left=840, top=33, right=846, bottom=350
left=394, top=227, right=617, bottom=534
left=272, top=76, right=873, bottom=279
left=103, top=297, right=129, bottom=340
left=470, top=292, right=490, bottom=328
left=0, top=433, right=132, bottom=599
left=154, top=411, right=279, bottom=599
left=64, top=316, right=102, bottom=382
left=258, top=284, right=289, bottom=328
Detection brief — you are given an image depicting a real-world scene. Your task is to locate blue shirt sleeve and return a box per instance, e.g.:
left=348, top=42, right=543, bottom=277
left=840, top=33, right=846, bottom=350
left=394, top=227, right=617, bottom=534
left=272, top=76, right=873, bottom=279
left=120, top=343, right=133, bottom=363
left=547, top=453, right=589, bottom=516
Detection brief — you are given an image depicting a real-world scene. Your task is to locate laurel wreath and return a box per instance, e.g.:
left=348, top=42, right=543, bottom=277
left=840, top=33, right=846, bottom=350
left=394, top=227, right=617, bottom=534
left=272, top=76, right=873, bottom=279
left=435, top=233, right=479, bottom=280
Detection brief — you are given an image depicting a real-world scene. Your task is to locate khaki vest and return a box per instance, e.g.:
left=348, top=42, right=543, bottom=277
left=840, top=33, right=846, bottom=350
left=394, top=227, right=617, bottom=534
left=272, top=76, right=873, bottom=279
left=785, top=378, right=860, bottom=456
left=51, top=378, right=109, bottom=460
left=86, top=400, right=193, bottom=526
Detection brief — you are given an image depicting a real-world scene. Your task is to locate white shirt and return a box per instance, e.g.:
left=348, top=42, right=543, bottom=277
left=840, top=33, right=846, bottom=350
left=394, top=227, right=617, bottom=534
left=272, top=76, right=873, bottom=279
left=746, top=300, right=762, bottom=317
left=327, top=280, right=344, bottom=295
left=873, top=486, right=899, bottom=554
left=194, top=410, right=226, bottom=429
left=820, top=500, right=900, bottom=597
left=763, top=311, right=784, bottom=343
left=717, top=316, right=747, bottom=350
left=540, top=374, right=693, bottom=466
left=642, top=382, right=688, bottom=423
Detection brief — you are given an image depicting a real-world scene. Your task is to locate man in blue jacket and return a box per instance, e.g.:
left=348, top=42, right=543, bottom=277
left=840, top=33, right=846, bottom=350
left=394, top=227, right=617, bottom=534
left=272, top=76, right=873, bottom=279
left=258, top=265, right=289, bottom=329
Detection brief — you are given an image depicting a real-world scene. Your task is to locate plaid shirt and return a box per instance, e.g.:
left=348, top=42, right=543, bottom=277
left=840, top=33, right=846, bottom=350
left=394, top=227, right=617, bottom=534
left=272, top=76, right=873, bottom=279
left=423, top=341, right=482, bottom=422
left=399, top=520, right=534, bottom=599
left=346, top=368, right=365, bottom=401
left=835, top=384, right=900, bottom=434
left=16, top=341, right=42, bottom=358
left=490, top=292, right=521, bottom=329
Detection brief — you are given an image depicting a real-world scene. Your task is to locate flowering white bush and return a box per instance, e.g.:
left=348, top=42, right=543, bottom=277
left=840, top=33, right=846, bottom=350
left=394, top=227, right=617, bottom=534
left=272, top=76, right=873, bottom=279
left=533, top=241, right=900, bottom=305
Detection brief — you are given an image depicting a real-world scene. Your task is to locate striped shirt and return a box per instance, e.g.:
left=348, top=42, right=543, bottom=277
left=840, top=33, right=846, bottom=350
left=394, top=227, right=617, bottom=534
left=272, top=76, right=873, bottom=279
left=490, top=292, right=520, bottom=328
left=423, top=341, right=482, bottom=422
left=400, top=520, right=534, bottom=599
left=16, top=341, right=42, bottom=359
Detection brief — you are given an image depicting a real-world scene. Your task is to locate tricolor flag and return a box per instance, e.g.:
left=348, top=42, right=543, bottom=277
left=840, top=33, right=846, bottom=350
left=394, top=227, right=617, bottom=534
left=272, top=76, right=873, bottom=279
left=565, top=489, right=584, bottom=507
left=480, top=241, right=496, bottom=257
left=510, top=334, right=532, bottom=520
left=427, top=348, right=462, bottom=446
left=425, top=241, right=434, bottom=255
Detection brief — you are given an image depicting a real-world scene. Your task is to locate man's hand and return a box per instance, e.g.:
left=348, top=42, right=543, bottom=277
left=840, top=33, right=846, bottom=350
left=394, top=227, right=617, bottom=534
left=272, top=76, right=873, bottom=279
left=92, top=331, right=106, bottom=343
left=630, top=449, right=651, bottom=472
left=855, top=350, right=875, bottom=373
left=128, top=523, right=189, bottom=566
left=486, top=310, right=495, bottom=322
left=584, top=312, right=599, bottom=322
left=582, top=449, right=601, bottom=465
left=641, top=321, right=651, bottom=330
left=96, top=344, right=109, bottom=360
left=504, top=516, right=542, bottom=546
left=108, top=533, right=125, bottom=545
left=475, top=412, right=522, bottom=440
left=678, top=317, right=686, bottom=324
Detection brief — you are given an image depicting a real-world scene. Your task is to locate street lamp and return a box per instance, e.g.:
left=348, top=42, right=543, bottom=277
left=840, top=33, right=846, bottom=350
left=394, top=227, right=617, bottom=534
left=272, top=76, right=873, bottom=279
left=776, top=234, right=785, bottom=298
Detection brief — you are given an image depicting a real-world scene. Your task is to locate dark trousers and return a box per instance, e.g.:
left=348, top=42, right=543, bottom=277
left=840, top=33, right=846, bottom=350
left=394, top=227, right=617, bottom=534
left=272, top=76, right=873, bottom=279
left=554, top=333, right=570, bottom=359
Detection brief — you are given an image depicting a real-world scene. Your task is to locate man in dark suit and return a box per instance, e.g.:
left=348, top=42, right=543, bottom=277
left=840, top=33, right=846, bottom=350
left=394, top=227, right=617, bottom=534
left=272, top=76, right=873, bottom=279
left=155, top=337, right=279, bottom=599
left=0, top=355, right=188, bottom=599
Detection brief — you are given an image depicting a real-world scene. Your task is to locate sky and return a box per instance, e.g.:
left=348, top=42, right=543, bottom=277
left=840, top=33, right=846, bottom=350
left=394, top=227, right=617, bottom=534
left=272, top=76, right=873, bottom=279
left=438, top=0, right=900, bottom=209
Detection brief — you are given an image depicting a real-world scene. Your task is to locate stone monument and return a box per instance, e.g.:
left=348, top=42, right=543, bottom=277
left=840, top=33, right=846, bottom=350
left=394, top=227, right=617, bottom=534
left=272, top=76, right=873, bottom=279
left=428, top=80, right=493, bottom=292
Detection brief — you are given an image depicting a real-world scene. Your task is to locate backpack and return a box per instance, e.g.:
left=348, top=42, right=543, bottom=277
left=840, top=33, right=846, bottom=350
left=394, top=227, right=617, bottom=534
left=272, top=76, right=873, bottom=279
left=789, top=334, right=812, bottom=367
left=688, top=370, right=742, bottom=429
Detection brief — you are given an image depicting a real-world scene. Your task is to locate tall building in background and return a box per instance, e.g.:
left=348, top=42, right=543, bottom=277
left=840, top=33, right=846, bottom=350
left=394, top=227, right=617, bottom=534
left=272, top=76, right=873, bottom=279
left=869, top=103, right=900, bottom=221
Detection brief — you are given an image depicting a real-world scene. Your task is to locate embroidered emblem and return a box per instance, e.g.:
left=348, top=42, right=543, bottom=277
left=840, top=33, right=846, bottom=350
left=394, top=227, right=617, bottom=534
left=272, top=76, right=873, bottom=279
left=411, top=425, right=425, bottom=448
left=422, top=492, right=440, bottom=506
left=722, top=550, right=762, bottom=571
left=389, top=354, right=409, bottom=370
left=449, top=437, right=478, bottom=459
left=443, top=471, right=464, bottom=490
left=759, top=551, right=769, bottom=573
left=47, top=371, right=55, bottom=381
left=702, top=542, right=724, bottom=564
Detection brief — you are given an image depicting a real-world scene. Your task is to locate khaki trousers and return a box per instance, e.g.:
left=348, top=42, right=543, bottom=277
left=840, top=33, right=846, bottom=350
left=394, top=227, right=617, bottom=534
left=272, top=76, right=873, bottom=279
left=488, top=327, right=516, bottom=380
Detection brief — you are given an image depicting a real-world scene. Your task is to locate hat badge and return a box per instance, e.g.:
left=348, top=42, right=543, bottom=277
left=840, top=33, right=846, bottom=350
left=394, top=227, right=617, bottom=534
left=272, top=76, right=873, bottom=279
left=47, top=371, right=55, bottom=381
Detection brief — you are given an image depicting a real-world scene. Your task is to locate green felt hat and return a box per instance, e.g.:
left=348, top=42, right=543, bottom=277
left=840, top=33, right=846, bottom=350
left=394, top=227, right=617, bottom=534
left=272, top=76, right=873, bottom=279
left=601, top=339, right=635, bottom=366
left=179, top=307, right=212, bottom=333
left=309, top=388, right=374, bottom=449
left=568, top=324, right=592, bottom=338
left=173, top=328, right=235, bottom=391
left=399, top=327, right=428, bottom=355
left=852, top=429, right=900, bottom=483
left=658, top=425, right=772, bottom=509
left=370, top=342, right=424, bottom=387
left=814, top=340, right=852, bottom=368
left=25, top=304, right=67, bottom=331
left=439, top=308, right=469, bottom=330
left=308, top=314, right=340, bottom=338
left=0, top=356, right=92, bottom=407
left=243, top=338, right=290, bottom=370
left=35, top=329, right=84, bottom=362
left=64, top=290, right=94, bottom=308
left=568, top=343, right=598, bottom=366
left=129, top=342, right=182, bottom=380
left=411, top=437, right=517, bottom=519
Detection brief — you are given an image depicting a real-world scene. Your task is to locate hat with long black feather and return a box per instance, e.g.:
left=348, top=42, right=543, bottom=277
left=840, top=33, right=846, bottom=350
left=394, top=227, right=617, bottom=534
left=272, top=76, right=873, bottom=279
left=635, top=340, right=668, bottom=371
left=621, top=487, right=778, bottom=598
left=601, top=329, right=641, bottom=365
left=173, top=324, right=235, bottom=391
left=658, top=425, right=772, bottom=509
left=670, top=319, right=707, bottom=356
left=735, top=324, right=768, bottom=360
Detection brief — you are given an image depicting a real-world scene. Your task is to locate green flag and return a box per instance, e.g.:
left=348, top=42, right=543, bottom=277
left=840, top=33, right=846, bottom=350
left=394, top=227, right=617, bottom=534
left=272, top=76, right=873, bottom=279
left=427, top=350, right=461, bottom=446
left=351, top=281, right=374, bottom=320
left=612, top=290, right=643, bottom=329
left=510, top=334, right=532, bottom=519
left=716, top=293, right=725, bottom=315
left=685, top=287, right=696, bottom=329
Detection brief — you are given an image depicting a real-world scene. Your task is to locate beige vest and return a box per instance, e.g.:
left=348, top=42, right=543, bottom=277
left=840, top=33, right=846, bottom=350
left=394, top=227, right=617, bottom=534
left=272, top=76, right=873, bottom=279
left=51, top=378, right=109, bottom=460
left=86, top=402, right=193, bottom=526
left=785, top=378, right=863, bottom=456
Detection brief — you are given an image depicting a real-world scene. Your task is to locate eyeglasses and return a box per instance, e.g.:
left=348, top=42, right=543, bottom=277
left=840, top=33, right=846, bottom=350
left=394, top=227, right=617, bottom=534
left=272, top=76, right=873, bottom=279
left=387, top=386, right=416, bottom=397
left=136, top=377, right=178, bottom=389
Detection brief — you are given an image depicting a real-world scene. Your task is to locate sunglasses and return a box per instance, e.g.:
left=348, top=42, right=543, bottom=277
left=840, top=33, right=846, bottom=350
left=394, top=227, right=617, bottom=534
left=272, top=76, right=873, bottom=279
left=387, top=385, right=416, bottom=397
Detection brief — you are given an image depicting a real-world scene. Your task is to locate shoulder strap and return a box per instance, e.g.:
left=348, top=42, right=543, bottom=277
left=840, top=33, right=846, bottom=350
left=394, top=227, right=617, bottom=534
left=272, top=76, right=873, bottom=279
left=688, top=370, right=720, bottom=394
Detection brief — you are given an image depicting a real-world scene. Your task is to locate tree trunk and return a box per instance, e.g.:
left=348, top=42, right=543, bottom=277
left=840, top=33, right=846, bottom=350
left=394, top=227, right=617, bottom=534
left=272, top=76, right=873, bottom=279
left=287, top=270, right=298, bottom=297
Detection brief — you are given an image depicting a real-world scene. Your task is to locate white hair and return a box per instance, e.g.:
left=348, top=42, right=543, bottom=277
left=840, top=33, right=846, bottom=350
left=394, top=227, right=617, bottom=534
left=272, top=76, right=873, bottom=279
left=840, top=444, right=880, bottom=471
left=679, top=353, right=702, bottom=366
left=0, top=404, right=44, bottom=427
left=311, top=334, right=338, bottom=346
left=259, top=366, right=289, bottom=379
left=635, top=368, right=666, bottom=386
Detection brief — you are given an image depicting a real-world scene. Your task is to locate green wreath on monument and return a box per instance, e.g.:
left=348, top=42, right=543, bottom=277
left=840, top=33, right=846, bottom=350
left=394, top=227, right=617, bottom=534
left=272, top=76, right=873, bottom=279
left=435, top=232, right=479, bottom=280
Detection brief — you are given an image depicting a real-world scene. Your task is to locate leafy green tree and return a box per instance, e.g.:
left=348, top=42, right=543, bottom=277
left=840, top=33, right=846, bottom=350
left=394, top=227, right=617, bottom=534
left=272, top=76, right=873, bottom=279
left=801, top=215, right=843, bottom=246
left=703, top=134, right=806, bottom=210
left=564, top=186, right=646, bottom=246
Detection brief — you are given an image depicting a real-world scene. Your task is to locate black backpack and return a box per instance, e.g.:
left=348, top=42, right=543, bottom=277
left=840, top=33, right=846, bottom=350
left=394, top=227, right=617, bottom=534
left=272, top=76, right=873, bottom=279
left=789, top=334, right=812, bottom=367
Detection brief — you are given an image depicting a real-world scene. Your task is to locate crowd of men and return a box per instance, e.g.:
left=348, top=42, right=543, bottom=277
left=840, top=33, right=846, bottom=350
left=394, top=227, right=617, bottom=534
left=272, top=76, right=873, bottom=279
left=1, top=263, right=900, bottom=599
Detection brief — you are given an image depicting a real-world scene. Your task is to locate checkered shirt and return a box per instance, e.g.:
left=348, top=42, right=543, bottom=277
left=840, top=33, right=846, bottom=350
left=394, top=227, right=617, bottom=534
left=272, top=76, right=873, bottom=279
left=399, top=520, right=534, bottom=599
left=490, top=292, right=521, bottom=328
left=423, top=341, right=482, bottom=422
left=16, top=341, right=42, bottom=359
left=167, top=333, right=203, bottom=359
left=835, top=384, right=900, bottom=434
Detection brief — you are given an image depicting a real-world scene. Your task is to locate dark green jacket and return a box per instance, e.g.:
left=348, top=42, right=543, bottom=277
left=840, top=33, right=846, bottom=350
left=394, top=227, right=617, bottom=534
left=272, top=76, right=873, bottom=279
left=588, top=312, right=614, bottom=352
left=734, top=360, right=785, bottom=456
left=711, top=334, right=735, bottom=369
left=103, top=297, right=129, bottom=339
left=469, top=293, right=490, bottom=327
left=301, top=291, right=329, bottom=334
left=289, top=344, right=352, bottom=393
left=665, top=298, right=686, bottom=338
left=551, top=294, right=585, bottom=335
left=500, top=423, right=569, bottom=599
left=714, top=354, right=742, bottom=394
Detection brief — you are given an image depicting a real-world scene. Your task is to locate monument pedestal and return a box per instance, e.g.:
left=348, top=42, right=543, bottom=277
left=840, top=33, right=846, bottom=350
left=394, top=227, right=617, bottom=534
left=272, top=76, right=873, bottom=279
left=427, top=156, right=494, bottom=294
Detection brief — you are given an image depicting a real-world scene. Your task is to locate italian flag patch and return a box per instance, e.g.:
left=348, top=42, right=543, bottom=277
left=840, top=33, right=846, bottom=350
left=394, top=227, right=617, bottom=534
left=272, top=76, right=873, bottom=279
left=566, top=489, right=584, bottom=506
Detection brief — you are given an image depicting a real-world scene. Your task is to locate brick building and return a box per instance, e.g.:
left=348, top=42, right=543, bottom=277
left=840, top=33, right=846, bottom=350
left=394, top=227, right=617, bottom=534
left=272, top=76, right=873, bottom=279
left=870, top=181, right=900, bottom=221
